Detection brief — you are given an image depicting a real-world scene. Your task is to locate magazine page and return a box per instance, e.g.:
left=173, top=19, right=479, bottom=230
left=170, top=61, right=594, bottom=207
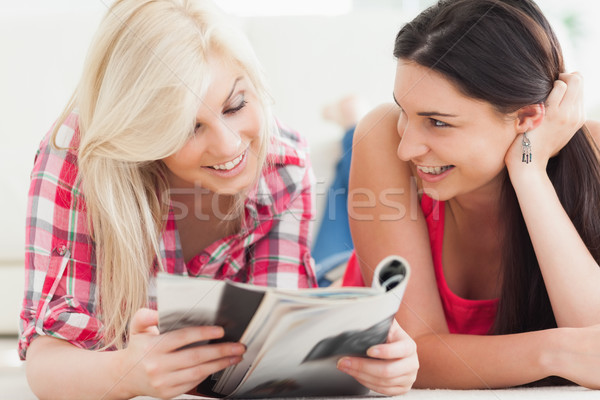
left=227, top=279, right=381, bottom=300
left=227, top=256, right=410, bottom=397
left=156, top=255, right=410, bottom=397
left=213, top=298, right=311, bottom=394
left=212, top=282, right=265, bottom=343
left=157, top=274, right=224, bottom=336
left=213, top=257, right=408, bottom=396
left=229, top=288, right=405, bottom=397
left=372, top=255, right=410, bottom=292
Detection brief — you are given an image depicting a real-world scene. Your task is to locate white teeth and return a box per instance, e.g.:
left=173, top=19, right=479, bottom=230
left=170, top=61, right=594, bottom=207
left=417, top=165, right=452, bottom=175
left=212, top=152, right=244, bottom=170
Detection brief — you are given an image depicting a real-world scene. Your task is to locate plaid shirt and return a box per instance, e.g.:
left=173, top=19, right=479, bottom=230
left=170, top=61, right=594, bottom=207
left=19, top=111, right=317, bottom=359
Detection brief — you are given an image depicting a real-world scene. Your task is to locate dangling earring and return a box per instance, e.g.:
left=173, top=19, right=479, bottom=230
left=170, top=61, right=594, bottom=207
left=521, top=131, right=531, bottom=164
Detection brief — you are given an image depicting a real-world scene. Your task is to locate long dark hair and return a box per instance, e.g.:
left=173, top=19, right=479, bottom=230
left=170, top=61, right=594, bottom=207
left=394, top=0, right=600, bottom=335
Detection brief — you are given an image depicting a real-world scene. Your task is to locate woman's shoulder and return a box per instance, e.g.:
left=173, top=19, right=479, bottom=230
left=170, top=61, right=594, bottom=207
left=254, top=121, right=312, bottom=214
left=354, top=103, right=401, bottom=141
left=352, top=103, right=409, bottom=168
left=266, top=120, right=309, bottom=169
left=350, top=103, right=417, bottom=191
left=33, top=111, right=82, bottom=188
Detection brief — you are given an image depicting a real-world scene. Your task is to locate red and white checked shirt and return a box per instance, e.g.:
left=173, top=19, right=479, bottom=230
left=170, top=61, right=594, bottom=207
left=19, top=111, right=317, bottom=359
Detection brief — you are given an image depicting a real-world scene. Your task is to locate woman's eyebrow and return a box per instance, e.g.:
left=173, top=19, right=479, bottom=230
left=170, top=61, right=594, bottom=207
left=417, top=111, right=458, bottom=118
left=223, top=77, right=243, bottom=105
left=393, top=92, right=458, bottom=117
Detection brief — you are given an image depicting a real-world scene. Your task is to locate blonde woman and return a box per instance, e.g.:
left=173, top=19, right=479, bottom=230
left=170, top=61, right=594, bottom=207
left=19, top=1, right=418, bottom=398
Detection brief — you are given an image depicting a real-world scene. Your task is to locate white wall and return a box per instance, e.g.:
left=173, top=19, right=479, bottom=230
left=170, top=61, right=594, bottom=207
left=537, top=0, right=600, bottom=117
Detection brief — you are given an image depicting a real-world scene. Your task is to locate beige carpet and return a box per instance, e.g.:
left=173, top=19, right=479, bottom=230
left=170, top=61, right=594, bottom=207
left=3, top=368, right=598, bottom=400
left=137, top=387, right=600, bottom=400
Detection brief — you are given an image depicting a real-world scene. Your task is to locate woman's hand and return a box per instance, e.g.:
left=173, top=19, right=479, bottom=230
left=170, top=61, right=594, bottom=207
left=118, top=308, right=245, bottom=399
left=505, top=72, right=585, bottom=174
left=336, top=320, right=419, bottom=395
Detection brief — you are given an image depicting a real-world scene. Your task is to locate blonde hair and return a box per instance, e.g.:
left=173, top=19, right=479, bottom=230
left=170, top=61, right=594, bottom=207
left=51, top=0, right=274, bottom=350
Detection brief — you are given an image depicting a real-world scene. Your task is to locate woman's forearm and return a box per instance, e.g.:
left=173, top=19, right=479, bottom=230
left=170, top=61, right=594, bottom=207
left=26, top=336, right=133, bottom=400
left=510, top=169, right=600, bottom=327
left=413, top=329, right=561, bottom=389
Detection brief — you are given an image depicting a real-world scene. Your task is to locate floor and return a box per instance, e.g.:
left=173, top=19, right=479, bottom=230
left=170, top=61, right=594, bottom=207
left=0, top=336, right=36, bottom=400
left=2, top=336, right=599, bottom=400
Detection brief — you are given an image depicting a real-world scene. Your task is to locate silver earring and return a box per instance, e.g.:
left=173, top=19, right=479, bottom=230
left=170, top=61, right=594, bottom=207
left=521, top=131, right=531, bottom=164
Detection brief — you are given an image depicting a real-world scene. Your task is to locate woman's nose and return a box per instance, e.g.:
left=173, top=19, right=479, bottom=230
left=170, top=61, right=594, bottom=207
left=396, top=121, right=428, bottom=162
left=207, top=120, right=243, bottom=158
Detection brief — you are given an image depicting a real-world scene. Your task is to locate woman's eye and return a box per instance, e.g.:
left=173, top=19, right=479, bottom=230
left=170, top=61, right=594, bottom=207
left=224, top=99, right=247, bottom=115
left=430, top=119, right=449, bottom=128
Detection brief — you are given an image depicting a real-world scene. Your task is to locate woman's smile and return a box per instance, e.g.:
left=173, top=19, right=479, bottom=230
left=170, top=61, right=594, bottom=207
left=203, top=147, right=249, bottom=177
left=415, top=164, right=455, bottom=182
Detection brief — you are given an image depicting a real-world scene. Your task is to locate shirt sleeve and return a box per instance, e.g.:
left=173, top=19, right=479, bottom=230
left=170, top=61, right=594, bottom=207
left=19, top=119, right=102, bottom=360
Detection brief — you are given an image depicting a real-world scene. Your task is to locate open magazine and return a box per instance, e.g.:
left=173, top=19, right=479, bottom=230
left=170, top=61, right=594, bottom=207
left=157, top=255, right=410, bottom=398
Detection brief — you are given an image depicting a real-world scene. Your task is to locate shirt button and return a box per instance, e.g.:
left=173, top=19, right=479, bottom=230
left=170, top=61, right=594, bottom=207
left=199, top=254, right=209, bottom=263
left=56, top=244, right=67, bottom=256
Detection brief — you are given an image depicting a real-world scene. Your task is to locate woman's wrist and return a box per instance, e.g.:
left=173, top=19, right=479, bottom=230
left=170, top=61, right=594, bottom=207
left=507, top=161, right=552, bottom=193
left=537, top=327, right=568, bottom=379
left=101, top=347, right=138, bottom=400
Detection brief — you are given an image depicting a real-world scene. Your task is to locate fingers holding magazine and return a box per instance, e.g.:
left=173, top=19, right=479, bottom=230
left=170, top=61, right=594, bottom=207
left=122, top=308, right=246, bottom=399
left=336, top=320, right=418, bottom=396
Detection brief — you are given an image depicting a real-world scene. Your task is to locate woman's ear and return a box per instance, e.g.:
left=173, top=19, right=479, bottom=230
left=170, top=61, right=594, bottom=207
left=515, top=103, right=545, bottom=133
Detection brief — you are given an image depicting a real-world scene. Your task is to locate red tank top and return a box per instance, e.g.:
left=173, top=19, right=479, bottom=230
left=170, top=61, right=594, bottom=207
left=342, top=194, right=498, bottom=335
